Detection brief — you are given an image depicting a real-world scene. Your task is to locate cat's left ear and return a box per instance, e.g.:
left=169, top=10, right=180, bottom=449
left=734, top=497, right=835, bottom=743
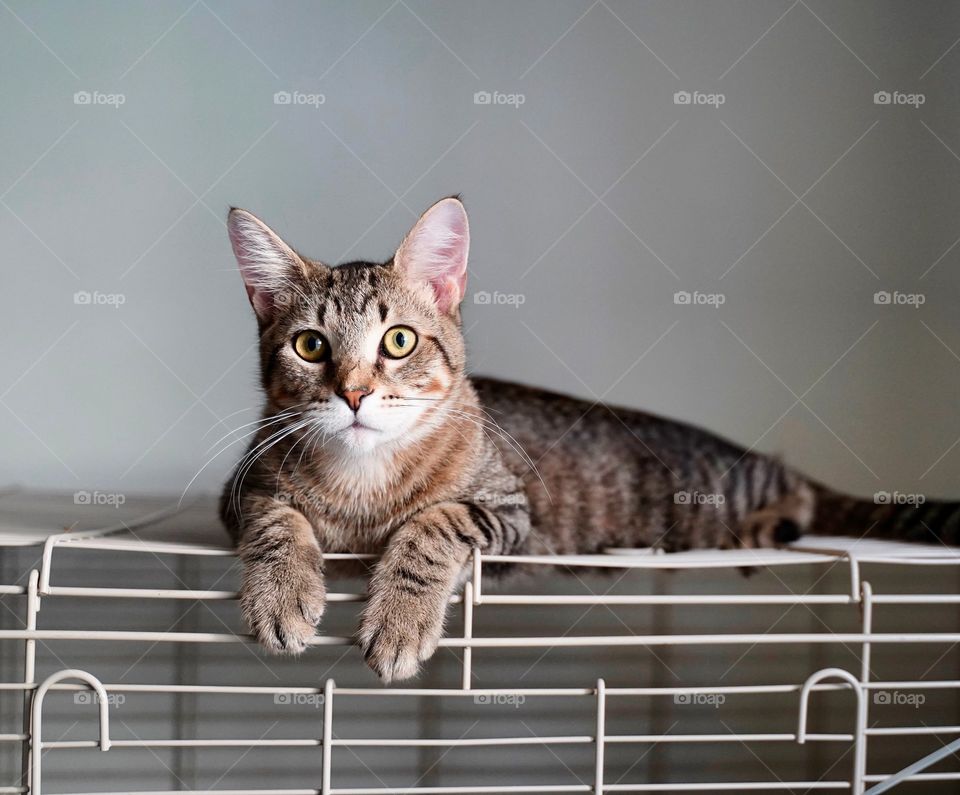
left=227, top=208, right=307, bottom=324
left=394, top=197, right=469, bottom=315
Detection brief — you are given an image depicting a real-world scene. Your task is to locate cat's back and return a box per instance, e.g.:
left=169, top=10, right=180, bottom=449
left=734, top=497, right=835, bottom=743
left=469, top=376, right=754, bottom=550
left=470, top=375, right=743, bottom=461
left=471, top=376, right=602, bottom=443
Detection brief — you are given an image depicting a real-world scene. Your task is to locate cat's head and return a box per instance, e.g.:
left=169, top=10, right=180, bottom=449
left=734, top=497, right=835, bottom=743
left=228, top=197, right=470, bottom=454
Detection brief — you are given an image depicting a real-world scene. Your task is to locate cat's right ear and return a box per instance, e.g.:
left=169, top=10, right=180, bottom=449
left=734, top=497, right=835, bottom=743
left=227, top=208, right=306, bottom=323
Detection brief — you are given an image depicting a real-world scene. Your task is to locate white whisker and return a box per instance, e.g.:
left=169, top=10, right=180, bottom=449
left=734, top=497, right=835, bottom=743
left=393, top=399, right=551, bottom=502
left=229, top=417, right=316, bottom=520
left=179, top=409, right=307, bottom=508
left=206, top=405, right=309, bottom=455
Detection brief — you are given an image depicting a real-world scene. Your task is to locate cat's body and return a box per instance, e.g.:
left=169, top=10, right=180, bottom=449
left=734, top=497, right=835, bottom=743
left=472, top=376, right=806, bottom=555
left=221, top=198, right=959, bottom=683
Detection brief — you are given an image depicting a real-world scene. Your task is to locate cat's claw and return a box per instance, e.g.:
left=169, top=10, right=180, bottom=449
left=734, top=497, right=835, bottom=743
left=240, top=566, right=326, bottom=655
left=357, top=597, right=444, bottom=684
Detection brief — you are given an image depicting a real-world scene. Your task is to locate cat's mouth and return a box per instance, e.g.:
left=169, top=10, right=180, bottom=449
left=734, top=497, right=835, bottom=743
left=336, top=418, right=386, bottom=449
left=340, top=418, right=380, bottom=436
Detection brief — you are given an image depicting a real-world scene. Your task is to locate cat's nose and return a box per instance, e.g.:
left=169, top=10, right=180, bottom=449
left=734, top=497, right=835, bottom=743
left=338, top=386, right=372, bottom=412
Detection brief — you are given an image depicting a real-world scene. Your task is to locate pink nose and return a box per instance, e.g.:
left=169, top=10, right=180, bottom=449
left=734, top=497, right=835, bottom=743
left=339, top=387, right=371, bottom=412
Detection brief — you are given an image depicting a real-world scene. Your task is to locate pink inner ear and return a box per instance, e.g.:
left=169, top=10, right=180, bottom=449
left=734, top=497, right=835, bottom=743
left=244, top=282, right=273, bottom=319
left=228, top=210, right=295, bottom=322
left=400, top=200, right=469, bottom=314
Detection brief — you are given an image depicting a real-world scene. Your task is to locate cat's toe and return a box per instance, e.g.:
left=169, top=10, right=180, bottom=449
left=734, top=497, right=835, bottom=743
left=379, top=646, right=421, bottom=684
left=266, top=617, right=312, bottom=654
left=296, top=588, right=327, bottom=628
left=417, top=628, right=441, bottom=661
left=248, top=603, right=319, bottom=654
left=241, top=571, right=326, bottom=655
left=358, top=614, right=431, bottom=683
left=358, top=627, right=412, bottom=683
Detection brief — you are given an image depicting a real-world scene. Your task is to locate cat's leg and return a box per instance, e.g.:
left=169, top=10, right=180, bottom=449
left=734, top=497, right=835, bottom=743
left=358, top=500, right=526, bottom=683
left=236, top=496, right=327, bottom=654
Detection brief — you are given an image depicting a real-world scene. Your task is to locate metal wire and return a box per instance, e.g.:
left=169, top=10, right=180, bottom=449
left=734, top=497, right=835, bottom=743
left=2, top=494, right=960, bottom=793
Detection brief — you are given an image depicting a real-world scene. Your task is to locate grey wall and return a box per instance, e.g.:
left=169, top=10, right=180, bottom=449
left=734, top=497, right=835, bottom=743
left=2, top=0, right=960, bottom=503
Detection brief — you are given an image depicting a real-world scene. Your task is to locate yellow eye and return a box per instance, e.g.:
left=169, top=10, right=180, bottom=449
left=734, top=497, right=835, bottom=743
left=293, top=330, right=329, bottom=362
left=382, top=326, right=417, bottom=359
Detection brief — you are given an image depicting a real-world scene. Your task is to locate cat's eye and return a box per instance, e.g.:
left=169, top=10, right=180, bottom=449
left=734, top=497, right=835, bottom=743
left=382, top=326, right=418, bottom=359
left=293, top=330, right=329, bottom=362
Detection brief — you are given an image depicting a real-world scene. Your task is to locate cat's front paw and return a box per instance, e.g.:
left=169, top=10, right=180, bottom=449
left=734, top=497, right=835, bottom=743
left=357, top=588, right=445, bottom=683
left=240, top=556, right=326, bottom=655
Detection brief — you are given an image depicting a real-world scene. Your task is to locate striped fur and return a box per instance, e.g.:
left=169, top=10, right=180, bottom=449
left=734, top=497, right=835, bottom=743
left=221, top=199, right=960, bottom=682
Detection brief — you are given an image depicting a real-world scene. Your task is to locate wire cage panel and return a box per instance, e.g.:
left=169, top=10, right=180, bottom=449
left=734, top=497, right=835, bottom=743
left=2, top=491, right=960, bottom=793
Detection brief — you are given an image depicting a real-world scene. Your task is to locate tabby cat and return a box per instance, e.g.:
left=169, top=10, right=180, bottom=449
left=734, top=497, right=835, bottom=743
left=221, top=197, right=959, bottom=683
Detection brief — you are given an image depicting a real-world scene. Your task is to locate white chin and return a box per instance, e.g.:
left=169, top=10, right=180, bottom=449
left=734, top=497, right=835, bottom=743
left=337, top=424, right=385, bottom=452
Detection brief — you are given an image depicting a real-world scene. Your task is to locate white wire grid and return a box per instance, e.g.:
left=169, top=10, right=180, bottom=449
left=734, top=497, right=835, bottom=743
left=1, top=490, right=960, bottom=794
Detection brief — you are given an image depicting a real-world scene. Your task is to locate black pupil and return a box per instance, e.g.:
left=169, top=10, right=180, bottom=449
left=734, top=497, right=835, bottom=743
left=394, top=331, right=406, bottom=348
left=307, top=336, right=320, bottom=352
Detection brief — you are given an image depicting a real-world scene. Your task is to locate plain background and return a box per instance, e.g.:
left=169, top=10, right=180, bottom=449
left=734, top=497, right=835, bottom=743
left=2, top=0, right=960, bottom=504
left=3, top=2, right=960, bottom=790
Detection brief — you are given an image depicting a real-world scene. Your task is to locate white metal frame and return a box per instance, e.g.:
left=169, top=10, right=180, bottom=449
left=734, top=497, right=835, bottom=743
left=2, top=499, right=960, bottom=794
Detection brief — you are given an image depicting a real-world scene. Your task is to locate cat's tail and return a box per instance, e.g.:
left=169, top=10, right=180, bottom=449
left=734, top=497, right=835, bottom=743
left=808, top=481, right=960, bottom=545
